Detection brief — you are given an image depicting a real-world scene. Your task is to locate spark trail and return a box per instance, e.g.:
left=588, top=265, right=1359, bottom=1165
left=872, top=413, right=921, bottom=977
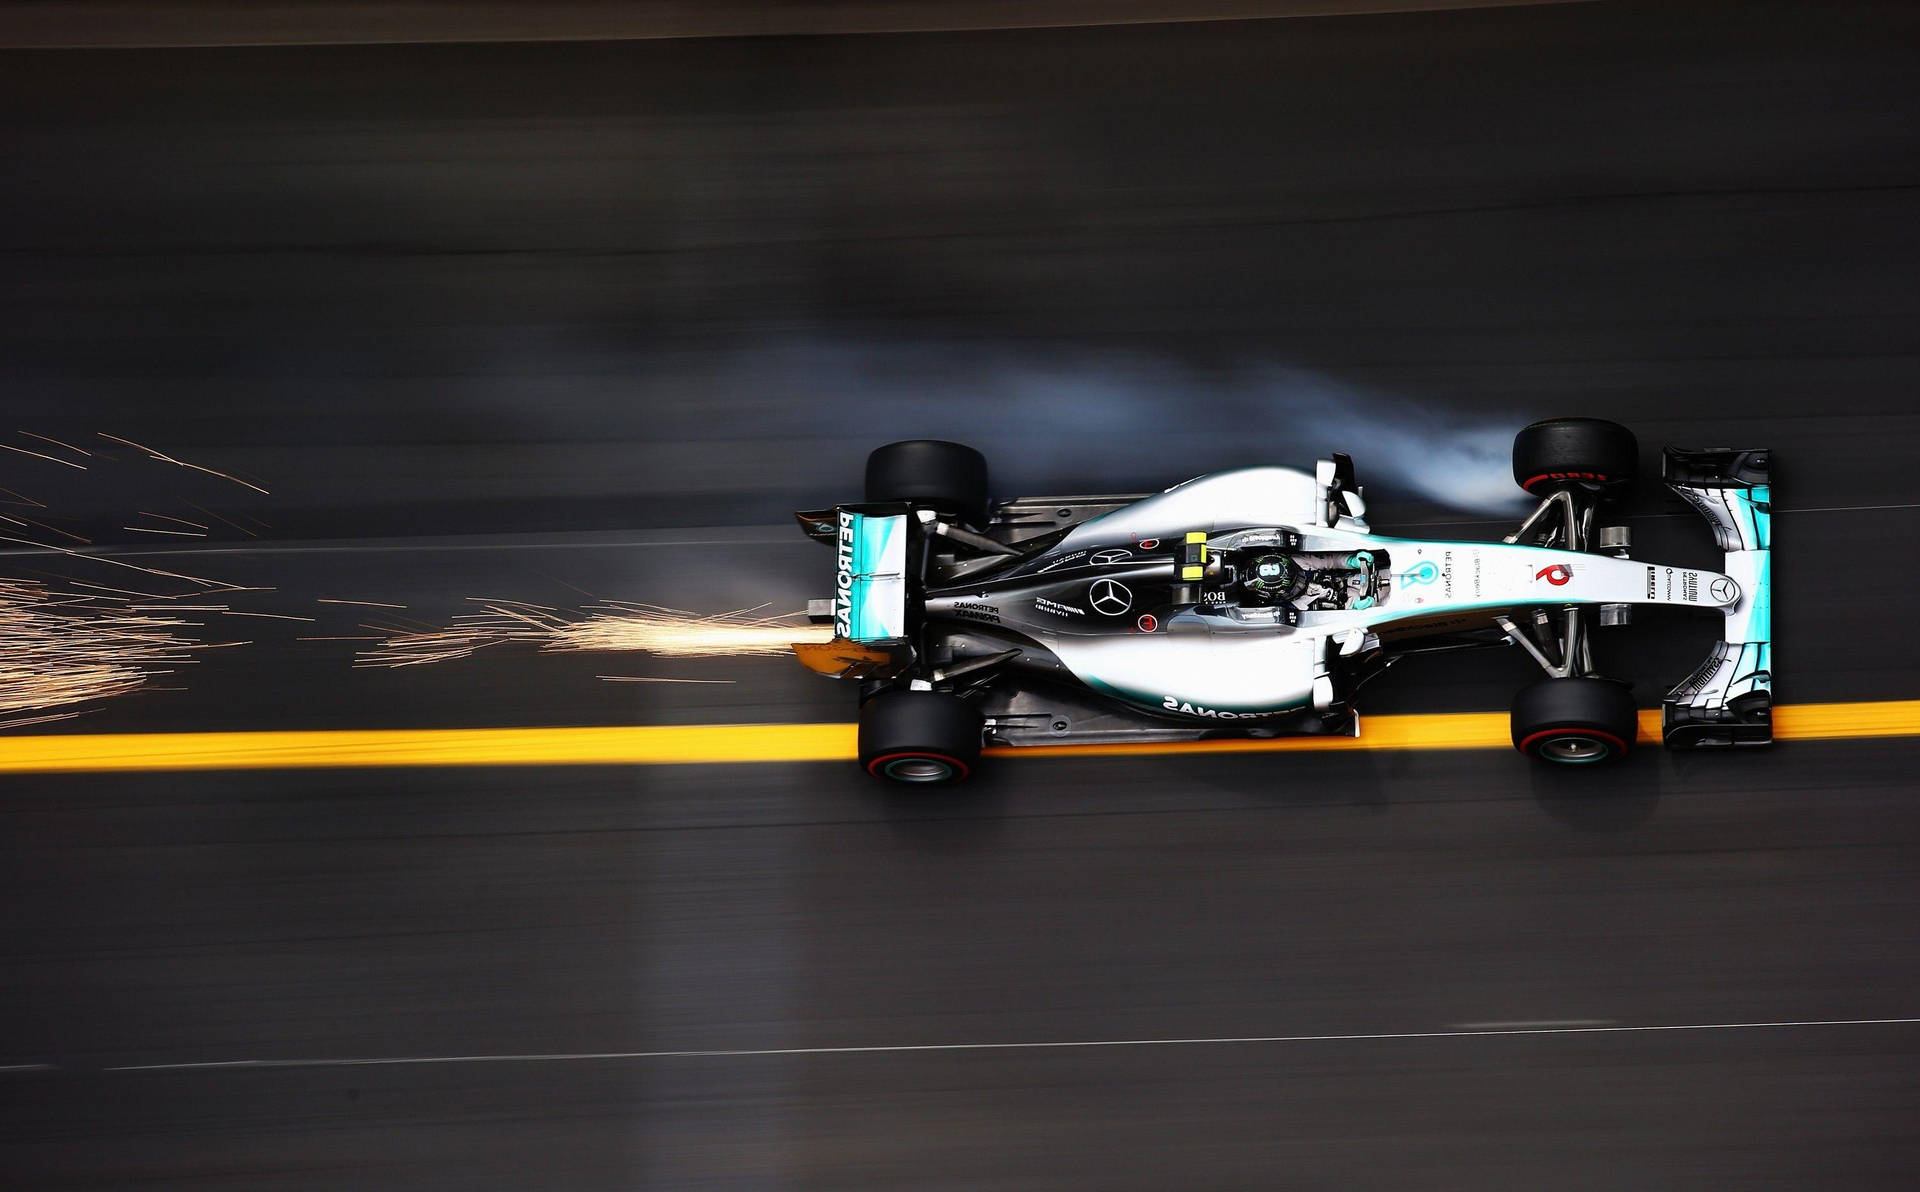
left=0, top=428, right=273, bottom=725
left=0, top=579, right=232, bottom=727
left=360, top=601, right=830, bottom=673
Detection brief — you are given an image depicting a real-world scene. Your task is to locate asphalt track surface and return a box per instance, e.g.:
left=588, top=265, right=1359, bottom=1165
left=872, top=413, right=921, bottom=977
left=3, top=2, right=1920, bottom=1187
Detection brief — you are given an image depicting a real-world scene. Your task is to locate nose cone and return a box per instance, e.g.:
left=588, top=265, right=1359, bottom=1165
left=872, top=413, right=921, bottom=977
left=1709, top=576, right=1741, bottom=606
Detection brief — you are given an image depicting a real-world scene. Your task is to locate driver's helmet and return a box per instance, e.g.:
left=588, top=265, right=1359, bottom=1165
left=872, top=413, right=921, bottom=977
left=1242, top=553, right=1294, bottom=596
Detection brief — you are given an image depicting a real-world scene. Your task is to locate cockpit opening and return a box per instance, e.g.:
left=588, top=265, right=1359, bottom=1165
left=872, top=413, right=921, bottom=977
left=1229, top=548, right=1387, bottom=612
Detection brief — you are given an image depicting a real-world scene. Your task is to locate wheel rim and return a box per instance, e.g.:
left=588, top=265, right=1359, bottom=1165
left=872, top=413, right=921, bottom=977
left=1537, top=735, right=1613, bottom=764
left=882, top=756, right=955, bottom=783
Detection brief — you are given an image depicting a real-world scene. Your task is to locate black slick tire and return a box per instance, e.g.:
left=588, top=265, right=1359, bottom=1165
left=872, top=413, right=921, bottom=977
left=1511, top=677, right=1639, bottom=765
left=858, top=690, right=984, bottom=784
left=865, top=440, right=989, bottom=525
left=1512, top=418, right=1638, bottom=495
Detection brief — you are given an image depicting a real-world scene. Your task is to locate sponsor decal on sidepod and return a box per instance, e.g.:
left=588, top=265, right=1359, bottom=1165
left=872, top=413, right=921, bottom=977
left=1162, top=696, right=1289, bottom=720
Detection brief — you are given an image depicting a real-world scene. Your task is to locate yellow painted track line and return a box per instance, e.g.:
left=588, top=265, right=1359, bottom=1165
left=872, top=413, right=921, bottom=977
left=0, top=723, right=857, bottom=774
left=0, top=701, right=1913, bottom=774
left=1007, top=700, right=1920, bottom=757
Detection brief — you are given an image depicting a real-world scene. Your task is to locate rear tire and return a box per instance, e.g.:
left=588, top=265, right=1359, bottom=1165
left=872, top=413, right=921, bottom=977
left=1512, top=418, right=1638, bottom=495
left=1511, top=677, right=1638, bottom=765
left=865, top=440, right=989, bottom=525
left=858, top=690, right=983, bottom=784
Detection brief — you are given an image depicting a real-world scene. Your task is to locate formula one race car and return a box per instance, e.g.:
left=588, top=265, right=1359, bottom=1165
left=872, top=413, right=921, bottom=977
left=793, top=419, right=1770, bottom=782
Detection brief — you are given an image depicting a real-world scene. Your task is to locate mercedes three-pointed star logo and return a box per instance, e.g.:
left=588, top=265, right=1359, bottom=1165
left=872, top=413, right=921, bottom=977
left=1089, top=578, right=1133, bottom=616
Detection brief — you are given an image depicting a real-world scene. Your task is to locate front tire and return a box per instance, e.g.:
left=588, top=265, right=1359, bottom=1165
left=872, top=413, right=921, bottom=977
left=1511, top=677, right=1638, bottom=765
left=865, top=439, right=989, bottom=525
left=858, top=690, right=984, bottom=784
left=1512, top=418, right=1638, bottom=495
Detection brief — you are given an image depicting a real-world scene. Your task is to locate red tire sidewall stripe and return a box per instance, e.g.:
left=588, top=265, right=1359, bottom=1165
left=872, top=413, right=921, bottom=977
left=1521, top=471, right=1610, bottom=493
left=1517, top=726, right=1630, bottom=756
left=866, top=750, right=971, bottom=779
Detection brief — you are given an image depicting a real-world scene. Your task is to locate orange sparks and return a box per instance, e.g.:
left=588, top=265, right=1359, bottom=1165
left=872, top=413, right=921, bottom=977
left=359, top=600, right=831, bottom=674
left=183, top=501, right=258, bottom=538
left=0, top=442, right=86, bottom=470
left=552, top=602, right=827, bottom=658
left=0, top=578, right=231, bottom=727
left=95, top=433, right=269, bottom=495
left=10, top=515, right=91, bottom=545
left=18, top=431, right=90, bottom=457
left=123, top=525, right=208, bottom=537
left=0, top=535, right=227, bottom=589
left=136, top=512, right=210, bottom=530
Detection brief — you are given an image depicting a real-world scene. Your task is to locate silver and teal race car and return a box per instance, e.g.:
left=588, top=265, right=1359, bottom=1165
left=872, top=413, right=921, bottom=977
left=794, top=419, right=1770, bottom=782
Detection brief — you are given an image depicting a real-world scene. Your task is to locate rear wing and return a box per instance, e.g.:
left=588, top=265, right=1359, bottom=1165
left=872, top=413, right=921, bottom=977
left=1662, top=447, right=1771, bottom=748
left=795, top=504, right=909, bottom=639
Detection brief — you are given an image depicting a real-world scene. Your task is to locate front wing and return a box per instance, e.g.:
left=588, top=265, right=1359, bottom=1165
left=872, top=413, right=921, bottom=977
left=1662, top=446, right=1772, bottom=748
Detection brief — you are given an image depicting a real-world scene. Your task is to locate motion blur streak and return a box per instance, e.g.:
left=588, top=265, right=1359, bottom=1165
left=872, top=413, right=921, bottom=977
left=0, top=700, right=1913, bottom=773
left=0, top=0, right=1589, bottom=49
left=84, top=1015, right=1920, bottom=1072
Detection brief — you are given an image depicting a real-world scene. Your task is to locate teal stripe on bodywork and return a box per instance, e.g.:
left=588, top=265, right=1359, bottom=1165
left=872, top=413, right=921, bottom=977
left=1734, top=485, right=1770, bottom=648
left=1744, top=485, right=1772, bottom=551
left=1748, top=548, right=1772, bottom=644
left=851, top=512, right=895, bottom=579
left=844, top=512, right=906, bottom=642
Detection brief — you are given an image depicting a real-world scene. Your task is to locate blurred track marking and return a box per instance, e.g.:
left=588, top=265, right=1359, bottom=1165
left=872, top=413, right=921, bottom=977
left=1450, top=1019, right=1615, bottom=1029
left=0, top=699, right=1914, bottom=773
left=0, top=1, right=1596, bottom=51
left=89, top=1016, right=1920, bottom=1073
left=0, top=723, right=855, bottom=772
